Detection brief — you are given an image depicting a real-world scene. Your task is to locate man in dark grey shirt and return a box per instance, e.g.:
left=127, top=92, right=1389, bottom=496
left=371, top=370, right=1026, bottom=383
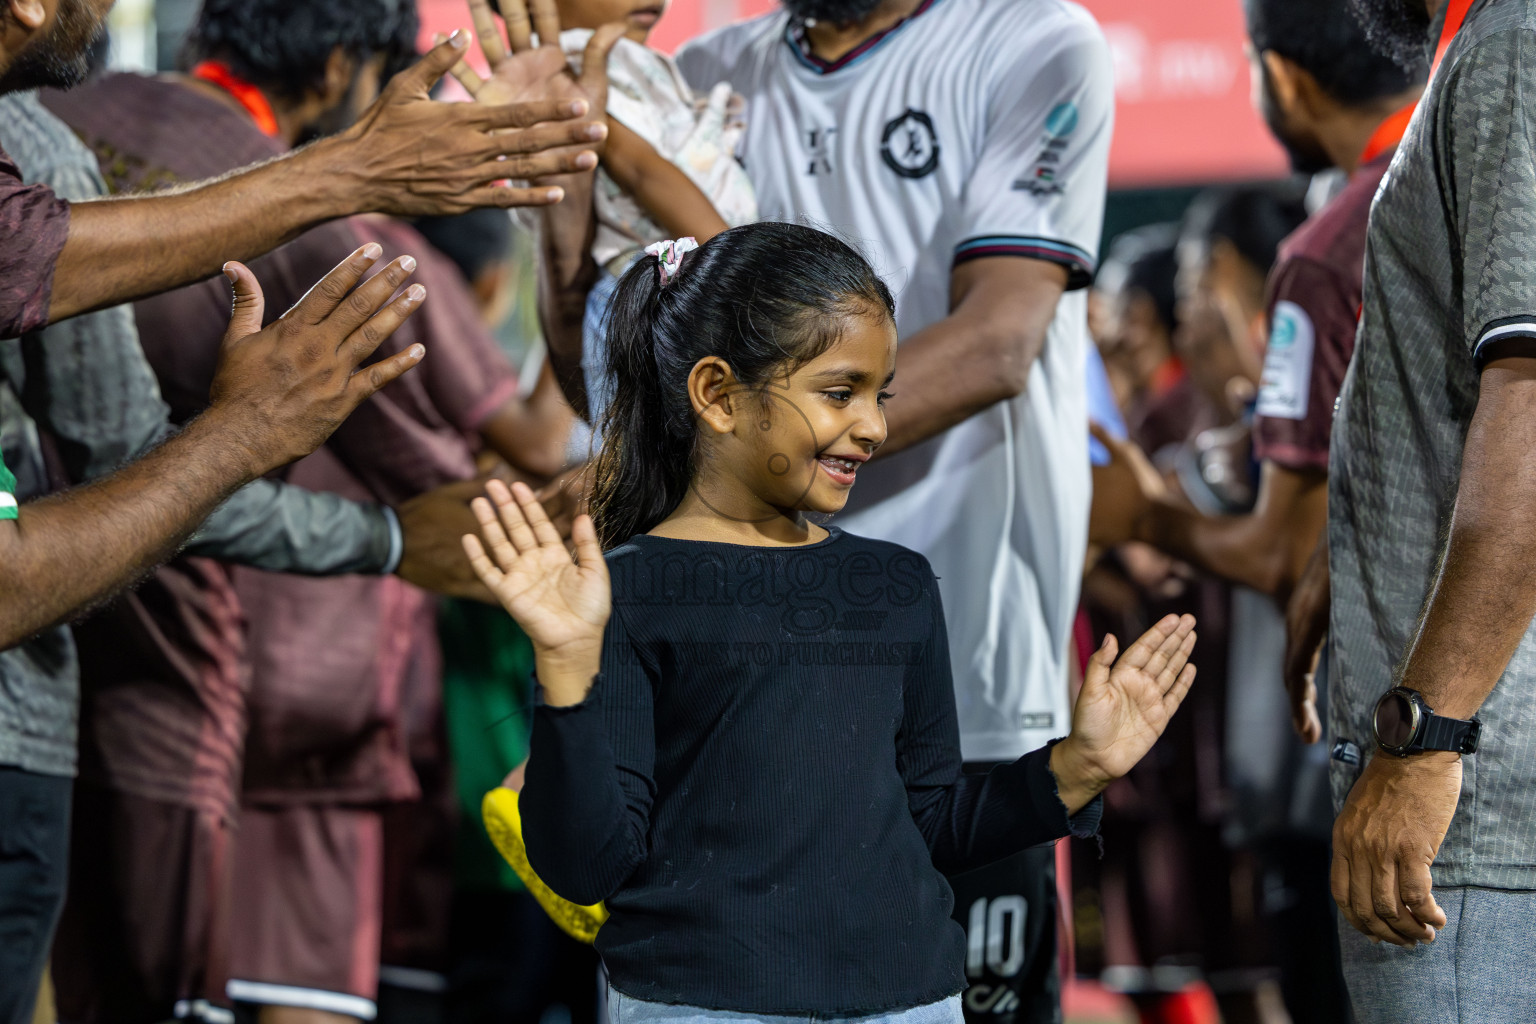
left=1328, top=0, right=1536, bottom=1018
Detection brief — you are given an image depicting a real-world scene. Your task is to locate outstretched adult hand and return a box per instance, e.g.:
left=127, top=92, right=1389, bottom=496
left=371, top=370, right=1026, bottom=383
left=447, top=0, right=626, bottom=138
left=1050, top=614, right=1198, bottom=814
left=207, top=244, right=426, bottom=476
left=463, top=479, right=610, bottom=705
left=329, top=31, right=607, bottom=213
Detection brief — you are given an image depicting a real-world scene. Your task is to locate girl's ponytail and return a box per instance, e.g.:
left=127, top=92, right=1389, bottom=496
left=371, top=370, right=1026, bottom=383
left=589, top=252, right=697, bottom=550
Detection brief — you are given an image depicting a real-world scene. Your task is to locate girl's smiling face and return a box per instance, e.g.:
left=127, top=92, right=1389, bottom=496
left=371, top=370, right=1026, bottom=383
left=687, top=306, right=898, bottom=523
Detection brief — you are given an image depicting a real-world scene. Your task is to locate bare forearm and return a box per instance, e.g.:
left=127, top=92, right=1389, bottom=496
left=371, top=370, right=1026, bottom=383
left=480, top=387, right=576, bottom=481
left=1138, top=501, right=1292, bottom=595
left=49, top=141, right=353, bottom=323
left=1136, top=463, right=1326, bottom=598
left=627, top=170, right=728, bottom=241
left=604, top=124, right=728, bottom=242
left=877, top=258, right=1065, bottom=458
left=877, top=319, right=1037, bottom=456
left=0, top=412, right=256, bottom=646
left=538, top=174, right=600, bottom=418
left=1285, top=534, right=1330, bottom=667
left=1402, top=367, right=1536, bottom=718
left=534, top=647, right=602, bottom=707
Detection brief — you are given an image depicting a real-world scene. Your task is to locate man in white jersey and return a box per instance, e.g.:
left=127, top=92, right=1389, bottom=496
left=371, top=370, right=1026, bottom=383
left=670, top=1, right=1112, bottom=1019
left=534, top=0, right=1111, bottom=1012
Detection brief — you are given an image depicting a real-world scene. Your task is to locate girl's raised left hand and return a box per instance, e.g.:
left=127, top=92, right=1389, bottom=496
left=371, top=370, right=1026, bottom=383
left=463, top=479, right=611, bottom=705
left=1050, top=614, right=1198, bottom=814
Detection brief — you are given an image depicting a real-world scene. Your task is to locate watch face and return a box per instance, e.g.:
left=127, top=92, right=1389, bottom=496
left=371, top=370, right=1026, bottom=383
left=1376, top=692, right=1416, bottom=749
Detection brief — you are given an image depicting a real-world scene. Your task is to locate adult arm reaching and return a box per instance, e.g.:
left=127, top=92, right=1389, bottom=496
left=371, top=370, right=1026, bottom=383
left=1091, top=425, right=1328, bottom=602
left=38, top=35, right=604, bottom=330
left=0, top=244, right=424, bottom=647
left=874, top=257, right=1069, bottom=458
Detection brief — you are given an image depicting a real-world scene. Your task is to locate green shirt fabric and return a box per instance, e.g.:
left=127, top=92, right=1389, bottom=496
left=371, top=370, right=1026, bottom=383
left=439, top=599, right=537, bottom=892
left=0, top=449, right=15, bottom=520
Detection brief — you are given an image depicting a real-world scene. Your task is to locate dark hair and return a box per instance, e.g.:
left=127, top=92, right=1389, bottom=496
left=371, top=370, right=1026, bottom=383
left=1246, top=0, right=1426, bottom=107
left=1181, top=183, right=1309, bottom=277
left=412, top=209, right=513, bottom=284
left=184, top=0, right=420, bottom=103
left=590, top=222, right=896, bottom=549
left=1099, top=224, right=1180, bottom=335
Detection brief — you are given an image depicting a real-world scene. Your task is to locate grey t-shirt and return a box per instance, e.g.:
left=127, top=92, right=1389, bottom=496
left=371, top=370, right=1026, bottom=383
left=0, top=92, right=393, bottom=778
left=1329, top=0, right=1536, bottom=888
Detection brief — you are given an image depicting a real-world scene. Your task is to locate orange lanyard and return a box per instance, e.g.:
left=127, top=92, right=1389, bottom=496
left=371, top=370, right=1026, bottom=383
left=1359, top=0, right=1476, bottom=165
left=189, top=61, right=281, bottom=138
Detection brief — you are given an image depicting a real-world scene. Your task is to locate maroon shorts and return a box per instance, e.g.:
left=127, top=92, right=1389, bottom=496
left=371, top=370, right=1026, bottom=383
left=225, top=804, right=384, bottom=1020
left=52, top=786, right=233, bottom=1024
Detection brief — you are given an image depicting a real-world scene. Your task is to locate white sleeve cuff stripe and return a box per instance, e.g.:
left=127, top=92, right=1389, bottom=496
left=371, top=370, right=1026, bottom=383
left=225, top=981, right=377, bottom=1020
left=1476, top=322, right=1536, bottom=349
left=0, top=493, right=15, bottom=510
left=380, top=504, right=404, bottom=575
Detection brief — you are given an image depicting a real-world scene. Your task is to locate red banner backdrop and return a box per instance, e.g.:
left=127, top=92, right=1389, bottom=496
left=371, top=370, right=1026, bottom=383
left=419, top=0, right=1288, bottom=187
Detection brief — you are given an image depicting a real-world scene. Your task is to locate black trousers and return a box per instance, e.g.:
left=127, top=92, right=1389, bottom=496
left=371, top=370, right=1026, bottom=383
left=948, top=840, right=1060, bottom=1024
left=0, top=765, right=72, bottom=1024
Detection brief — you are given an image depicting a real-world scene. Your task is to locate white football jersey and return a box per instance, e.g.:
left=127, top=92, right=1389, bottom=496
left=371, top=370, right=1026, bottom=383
left=677, top=0, right=1113, bottom=760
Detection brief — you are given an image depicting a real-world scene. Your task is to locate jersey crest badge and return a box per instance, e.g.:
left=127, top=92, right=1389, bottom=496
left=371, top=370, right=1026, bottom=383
left=880, top=108, right=941, bottom=179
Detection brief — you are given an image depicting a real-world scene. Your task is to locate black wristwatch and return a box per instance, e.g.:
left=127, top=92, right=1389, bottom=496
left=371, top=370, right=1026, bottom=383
left=1372, top=686, right=1481, bottom=757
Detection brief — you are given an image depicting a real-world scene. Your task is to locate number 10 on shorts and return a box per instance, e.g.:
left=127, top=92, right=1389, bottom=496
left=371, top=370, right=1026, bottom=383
left=966, top=895, right=1027, bottom=978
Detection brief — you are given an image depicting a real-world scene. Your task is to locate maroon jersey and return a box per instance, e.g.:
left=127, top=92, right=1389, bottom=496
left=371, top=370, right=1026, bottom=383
left=47, top=74, right=518, bottom=817
left=1252, top=154, right=1391, bottom=472
left=0, top=142, right=69, bottom=339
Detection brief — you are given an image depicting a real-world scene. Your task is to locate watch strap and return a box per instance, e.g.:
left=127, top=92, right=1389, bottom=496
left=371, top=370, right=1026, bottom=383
left=1421, top=712, right=1480, bottom=754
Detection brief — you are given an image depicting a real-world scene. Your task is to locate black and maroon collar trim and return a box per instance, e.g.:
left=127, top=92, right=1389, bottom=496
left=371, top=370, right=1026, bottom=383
left=784, top=0, right=941, bottom=75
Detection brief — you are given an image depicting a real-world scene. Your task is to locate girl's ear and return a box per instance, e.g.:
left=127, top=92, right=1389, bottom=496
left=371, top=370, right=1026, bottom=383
left=688, top=356, right=738, bottom=435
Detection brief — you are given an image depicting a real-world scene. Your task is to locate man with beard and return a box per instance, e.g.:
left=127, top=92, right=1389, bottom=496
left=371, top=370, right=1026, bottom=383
left=35, top=2, right=603, bottom=1021
left=0, top=0, right=604, bottom=340
left=532, top=0, right=1113, bottom=1017
left=1096, top=0, right=1425, bottom=737
left=1086, top=6, right=1424, bottom=1018
left=1315, top=0, right=1536, bottom=1018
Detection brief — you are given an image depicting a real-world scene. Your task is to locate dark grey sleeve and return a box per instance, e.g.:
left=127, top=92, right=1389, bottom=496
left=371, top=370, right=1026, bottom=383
left=1446, top=28, right=1536, bottom=369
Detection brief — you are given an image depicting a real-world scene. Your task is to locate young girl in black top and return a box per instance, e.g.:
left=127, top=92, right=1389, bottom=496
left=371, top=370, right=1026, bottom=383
left=462, top=224, right=1196, bottom=1020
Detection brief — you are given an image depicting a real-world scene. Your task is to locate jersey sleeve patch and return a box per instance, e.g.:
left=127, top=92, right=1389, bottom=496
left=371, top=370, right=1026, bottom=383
left=1255, top=300, right=1316, bottom=421
left=953, top=236, right=1094, bottom=290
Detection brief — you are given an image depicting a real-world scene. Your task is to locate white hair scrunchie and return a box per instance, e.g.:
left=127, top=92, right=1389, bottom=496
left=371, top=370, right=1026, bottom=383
left=644, top=237, right=699, bottom=288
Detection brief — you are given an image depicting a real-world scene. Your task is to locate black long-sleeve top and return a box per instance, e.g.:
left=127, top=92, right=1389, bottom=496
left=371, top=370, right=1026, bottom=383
left=521, top=529, right=1100, bottom=1013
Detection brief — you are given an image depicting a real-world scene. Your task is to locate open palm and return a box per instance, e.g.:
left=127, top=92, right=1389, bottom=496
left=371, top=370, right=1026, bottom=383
left=462, top=479, right=611, bottom=659
left=448, top=0, right=624, bottom=124
left=1071, top=614, right=1198, bottom=782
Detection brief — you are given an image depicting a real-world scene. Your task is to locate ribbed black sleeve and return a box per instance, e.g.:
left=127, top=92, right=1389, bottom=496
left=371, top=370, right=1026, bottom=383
left=896, top=578, right=1102, bottom=874
left=522, top=603, right=654, bottom=907
left=517, top=529, right=1101, bottom=1014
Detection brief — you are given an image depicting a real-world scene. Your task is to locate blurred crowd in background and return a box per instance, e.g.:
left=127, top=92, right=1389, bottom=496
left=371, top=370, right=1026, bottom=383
left=0, top=0, right=1446, bottom=1020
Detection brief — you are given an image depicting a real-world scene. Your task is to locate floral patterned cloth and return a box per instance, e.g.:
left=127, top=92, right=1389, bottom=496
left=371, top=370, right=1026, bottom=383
left=562, top=30, right=757, bottom=269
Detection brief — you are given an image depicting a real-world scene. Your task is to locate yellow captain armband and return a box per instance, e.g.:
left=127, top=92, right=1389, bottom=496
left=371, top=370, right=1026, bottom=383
left=482, top=787, right=609, bottom=944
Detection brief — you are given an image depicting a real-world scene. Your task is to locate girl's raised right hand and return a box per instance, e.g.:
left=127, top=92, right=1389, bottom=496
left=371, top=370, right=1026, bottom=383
left=463, top=479, right=611, bottom=705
